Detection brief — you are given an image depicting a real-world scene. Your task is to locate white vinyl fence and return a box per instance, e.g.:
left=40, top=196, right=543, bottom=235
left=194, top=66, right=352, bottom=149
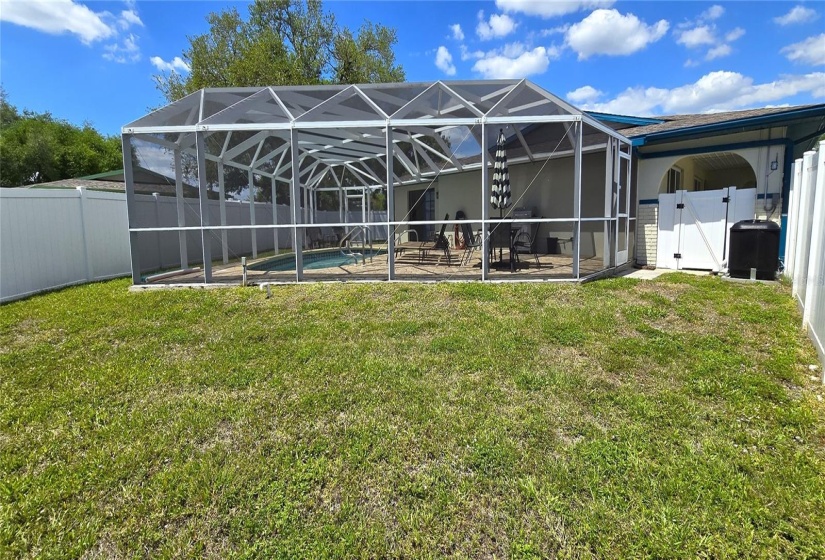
left=1, top=186, right=388, bottom=302
left=784, top=140, right=825, bottom=379
left=0, top=187, right=131, bottom=303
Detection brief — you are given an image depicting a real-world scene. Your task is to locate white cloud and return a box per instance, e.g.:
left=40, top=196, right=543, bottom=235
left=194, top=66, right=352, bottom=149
left=118, top=9, right=143, bottom=30
left=700, top=5, right=724, bottom=21
left=706, top=44, right=731, bottom=61
left=674, top=8, right=745, bottom=64
left=434, top=46, right=456, bottom=76
left=449, top=24, right=464, bottom=41
left=565, top=9, right=669, bottom=59
left=774, top=5, right=819, bottom=26
left=0, top=0, right=115, bottom=44
left=476, top=11, right=517, bottom=40
left=150, top=55, right=191, bottom=74
left=676, top=25, right=716, bottom=48
left=567, top=85, right=603, bottom=104
left=103, top=32, right=140, bottom=63
left=540, top=24, right=569, bottom=37
left=460, top=45, right=485, bottom=61
left=725, top=27, right=745, bottom=42
left=781, top=34, right=825, bottom=66
left=472, top=44, right=552, bottom=79
left=577, top=71, right=825, bottom=115
left=496, top=0, right=614, bottom=19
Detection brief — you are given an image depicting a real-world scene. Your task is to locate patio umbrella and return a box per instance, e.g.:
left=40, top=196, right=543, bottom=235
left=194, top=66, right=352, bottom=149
left=491, top=129, right=511, bottom=261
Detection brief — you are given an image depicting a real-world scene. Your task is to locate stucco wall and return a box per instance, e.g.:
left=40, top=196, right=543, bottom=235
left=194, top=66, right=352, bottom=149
left=392, top=151, right=613, bottom=257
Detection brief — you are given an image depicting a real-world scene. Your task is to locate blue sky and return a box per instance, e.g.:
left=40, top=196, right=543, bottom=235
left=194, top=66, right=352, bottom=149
left=1, top=0, right=823, bottom=136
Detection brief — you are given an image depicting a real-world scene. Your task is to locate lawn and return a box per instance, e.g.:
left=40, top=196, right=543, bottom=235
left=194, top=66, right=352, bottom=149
left=1, top=275, right=824, bottom=558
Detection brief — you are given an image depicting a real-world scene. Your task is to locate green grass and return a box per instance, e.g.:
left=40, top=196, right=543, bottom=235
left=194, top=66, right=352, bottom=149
left=1, top=275, right=824, bottom=558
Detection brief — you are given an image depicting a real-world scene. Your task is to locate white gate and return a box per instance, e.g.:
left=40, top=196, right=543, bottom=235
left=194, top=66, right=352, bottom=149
left=657, top=187, right=756, bottom=271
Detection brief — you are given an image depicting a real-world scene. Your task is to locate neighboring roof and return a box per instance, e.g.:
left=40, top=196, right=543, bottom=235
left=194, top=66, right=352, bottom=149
left=78, top=167, right=184, bottom=185
left=588, top=104, right=825, bottom=146
left=24, top=177, right=201, bottom=197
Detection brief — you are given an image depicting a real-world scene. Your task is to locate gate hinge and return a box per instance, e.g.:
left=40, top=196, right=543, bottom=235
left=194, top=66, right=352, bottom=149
left=674, top=253, right=682, bottom=259
left=722, top=196, right=730, bottom=203
left=676, top=203, right=685, bottom=209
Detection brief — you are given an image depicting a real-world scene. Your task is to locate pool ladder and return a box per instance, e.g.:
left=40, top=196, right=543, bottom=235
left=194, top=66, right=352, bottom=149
left=339, top=226, right=373, bottom=266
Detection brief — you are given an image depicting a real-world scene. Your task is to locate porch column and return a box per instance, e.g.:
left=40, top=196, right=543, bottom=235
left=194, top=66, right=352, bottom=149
left=603, top=138, right=613, bottom=269
left=217, top=163, right=228, bottom=264
left=573, top=121, right=582, bottom=279
left=173, top=148, right=189, bottom=269
left=386, top=124, right=395, bottom=280
left=248, top=169, right=257, bottom=259
left=481, top=121, right=489, bottom=280
left=290, top=128, right=303, bottom=281
left=272, top=177, right=279, bottom=253
left=121, top=133, right=141, bottom=284
left=195, top=131, right=212, bottom=282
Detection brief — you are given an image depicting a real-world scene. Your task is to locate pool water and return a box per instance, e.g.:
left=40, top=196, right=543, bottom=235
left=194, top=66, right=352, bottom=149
left=250, top=249, right=386, bottom=272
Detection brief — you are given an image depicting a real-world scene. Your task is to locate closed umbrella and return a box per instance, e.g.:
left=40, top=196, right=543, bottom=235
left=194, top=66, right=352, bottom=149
left=491, top=129, right=511, bottom=262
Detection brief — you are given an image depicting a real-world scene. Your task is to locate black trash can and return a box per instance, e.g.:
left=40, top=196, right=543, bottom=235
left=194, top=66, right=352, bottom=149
left=728, top=220, right=780, bottom=280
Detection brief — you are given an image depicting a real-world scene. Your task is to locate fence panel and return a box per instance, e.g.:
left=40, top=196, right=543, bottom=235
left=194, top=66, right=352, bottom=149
left=1, top=187, right=390, bottom=301
left=785, top=140, right=825, bottom=379
left=0, top=188, right=131, bottom=302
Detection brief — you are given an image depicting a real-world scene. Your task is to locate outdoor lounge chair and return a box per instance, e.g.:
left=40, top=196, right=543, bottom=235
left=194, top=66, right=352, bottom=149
left=394, top=214, right=452, bottom=264
left=422, top=216, right=452, bottom=264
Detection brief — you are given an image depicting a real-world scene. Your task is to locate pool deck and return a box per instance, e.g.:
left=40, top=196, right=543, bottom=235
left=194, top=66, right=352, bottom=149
left=144, top=248, right=608, bottom=285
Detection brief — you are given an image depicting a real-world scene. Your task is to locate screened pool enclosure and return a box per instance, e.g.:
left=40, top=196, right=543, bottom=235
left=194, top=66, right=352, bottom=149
left=122, top=79, right=635, bottom=284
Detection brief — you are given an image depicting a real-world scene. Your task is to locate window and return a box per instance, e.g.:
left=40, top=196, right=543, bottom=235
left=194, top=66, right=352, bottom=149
left=666, top=166, right=682, bottom=194
left=694, top=178, right=704, bottom=191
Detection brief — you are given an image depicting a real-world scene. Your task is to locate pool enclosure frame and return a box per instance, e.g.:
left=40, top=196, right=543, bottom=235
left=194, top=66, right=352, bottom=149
left=122, top=79, right=633, bottom=284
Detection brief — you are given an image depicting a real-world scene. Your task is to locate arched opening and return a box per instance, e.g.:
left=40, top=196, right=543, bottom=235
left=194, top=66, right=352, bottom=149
left=658, top=152, right=757, bottom=194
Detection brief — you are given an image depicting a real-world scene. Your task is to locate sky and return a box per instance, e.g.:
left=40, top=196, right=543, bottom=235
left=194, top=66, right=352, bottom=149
left=1, top=0, right=823, bottom=137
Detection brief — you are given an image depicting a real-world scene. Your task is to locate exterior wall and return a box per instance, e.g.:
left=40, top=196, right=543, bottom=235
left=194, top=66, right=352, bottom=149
left=392, top=151, right=611, bottom=256
left=635, top=203, right=658, bottom=267
left=634, top=127, right=789, bottom=266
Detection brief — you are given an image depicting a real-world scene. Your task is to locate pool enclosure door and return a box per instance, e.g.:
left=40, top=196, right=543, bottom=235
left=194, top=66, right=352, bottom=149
left=617, top=149, right=632, bottom=265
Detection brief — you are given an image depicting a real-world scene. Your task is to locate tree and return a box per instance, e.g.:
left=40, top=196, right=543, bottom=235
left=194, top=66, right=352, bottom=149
left=154, top=0, right=404, bottom=103
left=0, top=92, right=123, bottom=187
left=151, top=0, right=405, bottom=201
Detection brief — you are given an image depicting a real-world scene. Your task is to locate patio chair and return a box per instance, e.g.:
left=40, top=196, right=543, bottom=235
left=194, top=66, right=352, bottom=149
left=456, top=211, right=482, bottom=266
left=320, top=226, right=337, bottom=247
left=307, top=227, right=324, bottom=249
left=513, top=231, right=540, bottom=268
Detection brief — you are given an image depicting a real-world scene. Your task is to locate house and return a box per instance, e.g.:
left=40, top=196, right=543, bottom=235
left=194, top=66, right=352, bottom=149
left=119, top=80, right=825, bottom=285
left=589, top=104, right=825, bottom=268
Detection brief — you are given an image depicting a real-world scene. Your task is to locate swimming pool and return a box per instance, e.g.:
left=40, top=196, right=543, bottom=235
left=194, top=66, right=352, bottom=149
left=249, top=248, right=386, bottom=272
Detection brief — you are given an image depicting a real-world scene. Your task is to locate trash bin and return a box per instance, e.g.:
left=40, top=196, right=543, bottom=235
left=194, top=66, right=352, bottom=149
left=546, top=236, right=560, bottom=254
left=728, top=220, right=780, bottom=280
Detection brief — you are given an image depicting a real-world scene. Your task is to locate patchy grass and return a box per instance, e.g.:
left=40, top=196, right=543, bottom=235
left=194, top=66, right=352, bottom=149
left=1, top=275, right=824, bottom=558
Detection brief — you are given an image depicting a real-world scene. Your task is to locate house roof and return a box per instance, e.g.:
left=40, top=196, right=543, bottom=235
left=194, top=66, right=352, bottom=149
left=588, top=104, right=825, bottom=146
